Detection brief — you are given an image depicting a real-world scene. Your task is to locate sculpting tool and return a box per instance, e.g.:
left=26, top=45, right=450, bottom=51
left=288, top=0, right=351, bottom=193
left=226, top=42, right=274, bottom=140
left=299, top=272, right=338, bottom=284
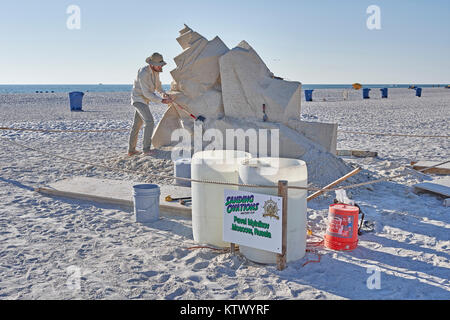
left=172, top=101, right=206, bottom=122
left=262, top=104, right=268, bottom=122
left=179, top=199, right=192, bottom=205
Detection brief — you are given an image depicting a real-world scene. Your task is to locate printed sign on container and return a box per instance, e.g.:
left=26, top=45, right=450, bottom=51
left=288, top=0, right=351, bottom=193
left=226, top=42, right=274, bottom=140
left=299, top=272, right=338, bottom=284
left=223, top=189, right=283, bottom=254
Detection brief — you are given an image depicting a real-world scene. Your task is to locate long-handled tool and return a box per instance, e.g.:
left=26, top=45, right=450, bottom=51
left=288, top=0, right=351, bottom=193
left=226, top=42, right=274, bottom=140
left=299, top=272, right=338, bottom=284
left=165, top=195, right=192, bottom=202
left=179, top=199, right=192, bottom=206
left=172, top=101, right=206, bottom=122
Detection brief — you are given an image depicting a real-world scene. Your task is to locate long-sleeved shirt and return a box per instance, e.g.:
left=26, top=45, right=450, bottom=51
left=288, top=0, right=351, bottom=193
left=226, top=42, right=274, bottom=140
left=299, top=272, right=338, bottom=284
left=131, top=65, right=165, bottom=105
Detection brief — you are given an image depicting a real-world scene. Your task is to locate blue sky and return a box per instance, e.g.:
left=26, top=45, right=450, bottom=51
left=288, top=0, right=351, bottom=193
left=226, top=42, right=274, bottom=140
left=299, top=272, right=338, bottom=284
left=1, top=0, right=449, bottom=84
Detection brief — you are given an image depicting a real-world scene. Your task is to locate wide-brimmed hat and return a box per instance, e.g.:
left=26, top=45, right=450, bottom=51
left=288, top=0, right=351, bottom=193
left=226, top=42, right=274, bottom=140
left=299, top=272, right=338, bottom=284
left=145, top=52, right=167, bottom=66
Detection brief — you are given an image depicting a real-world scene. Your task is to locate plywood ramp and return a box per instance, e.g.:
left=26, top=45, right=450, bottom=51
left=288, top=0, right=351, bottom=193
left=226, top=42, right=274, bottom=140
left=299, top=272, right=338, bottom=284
left=35, top=177, right=191, bottom=218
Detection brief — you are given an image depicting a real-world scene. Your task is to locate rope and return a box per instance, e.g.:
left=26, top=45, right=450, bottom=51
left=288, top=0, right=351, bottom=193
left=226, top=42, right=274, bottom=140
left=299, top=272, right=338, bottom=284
left=302, top=235, right=324, bottom=267
left=185, top=245, right=230, bottom=253
left=302, top=249, right=322, bottom=267
left=1, top=136, right=449, bottom=194
left=1, top=126, right=448, bottom=138
left=0, top=137, right=305, bottom=190
left=339, top=130, right=449, bottom=138
left=0, top=126, right=128, bottom=133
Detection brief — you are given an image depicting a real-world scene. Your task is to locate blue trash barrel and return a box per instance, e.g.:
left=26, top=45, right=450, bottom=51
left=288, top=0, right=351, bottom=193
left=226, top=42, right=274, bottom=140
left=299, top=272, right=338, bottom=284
left=380, top=88, right=388, bottom=98
left=363, top=88, right=371, bottom=99
left=69, top=91, right=84, bottom=111
left=415, top=87, right=422, bottom=97
left=305, top=89, right=314, bottom=101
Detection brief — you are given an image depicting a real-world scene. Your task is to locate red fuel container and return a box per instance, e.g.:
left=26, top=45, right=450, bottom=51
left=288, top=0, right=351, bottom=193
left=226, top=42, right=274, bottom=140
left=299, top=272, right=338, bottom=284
left=324, top=204, right=360, bottom=251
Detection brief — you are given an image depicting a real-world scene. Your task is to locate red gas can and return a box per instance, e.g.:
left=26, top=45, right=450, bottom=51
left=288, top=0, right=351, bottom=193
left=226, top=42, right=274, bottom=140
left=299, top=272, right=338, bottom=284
left=324, top=204, right=360, bottom=251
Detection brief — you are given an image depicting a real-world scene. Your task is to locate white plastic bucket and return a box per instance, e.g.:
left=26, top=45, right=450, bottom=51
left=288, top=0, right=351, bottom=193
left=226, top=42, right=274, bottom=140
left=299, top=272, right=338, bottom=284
left=133, top=184, right=160, bottom=223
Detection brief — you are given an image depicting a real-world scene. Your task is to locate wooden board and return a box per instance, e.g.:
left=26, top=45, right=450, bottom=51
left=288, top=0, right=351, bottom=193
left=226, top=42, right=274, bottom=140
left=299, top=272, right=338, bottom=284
left=337, top=150, right=378, bottom=158
left=307, top=167, right=361, bottom=201
left=35, top=177, right=191, bottom=218
left=411, top=161, right=450, bottom=175
left=413, top=178, right=450, bottom=198
left=444, top=199, right=450, bottom=207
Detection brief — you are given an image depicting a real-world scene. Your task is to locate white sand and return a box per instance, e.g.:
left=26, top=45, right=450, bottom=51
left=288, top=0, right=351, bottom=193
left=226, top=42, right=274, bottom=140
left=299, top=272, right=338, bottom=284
left=0, top=88, right=449, bottom=299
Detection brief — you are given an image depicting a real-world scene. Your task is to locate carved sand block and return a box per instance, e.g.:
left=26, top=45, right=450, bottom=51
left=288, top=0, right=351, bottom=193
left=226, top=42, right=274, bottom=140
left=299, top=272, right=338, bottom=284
left=219, top=41, right=302, bottom=124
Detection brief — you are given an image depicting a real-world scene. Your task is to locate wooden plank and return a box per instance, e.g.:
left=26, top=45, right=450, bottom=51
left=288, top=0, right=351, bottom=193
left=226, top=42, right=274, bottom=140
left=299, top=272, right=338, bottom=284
left=351, top=150, right=378, bottom=158
left=307, top=167, right=361, bottom=201
left=413, top=182, right=450, bottom=198
left=277, top=180, right=288, bottom=271
left=336, top=150, right=352, bottom=156
left=45, top=177, right=192, bottom=212
left=411, top=161, right=450, bottom=175
left=35, top=187, right=133, bottom=207
left=337, top=150, right=378, bottom=158
left=444, top=199, right=450, bottom=207
left=35, top=183, right=192, bottom=219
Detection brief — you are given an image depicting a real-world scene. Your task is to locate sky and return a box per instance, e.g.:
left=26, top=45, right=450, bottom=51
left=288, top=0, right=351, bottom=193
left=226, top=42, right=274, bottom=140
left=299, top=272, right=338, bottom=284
left=1, top=0, right=449, bottom=85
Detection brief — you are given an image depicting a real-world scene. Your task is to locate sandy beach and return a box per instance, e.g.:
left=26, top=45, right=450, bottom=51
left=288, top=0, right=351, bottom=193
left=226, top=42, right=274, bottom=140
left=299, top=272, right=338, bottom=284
left=0, top=88, right=449, bottom=300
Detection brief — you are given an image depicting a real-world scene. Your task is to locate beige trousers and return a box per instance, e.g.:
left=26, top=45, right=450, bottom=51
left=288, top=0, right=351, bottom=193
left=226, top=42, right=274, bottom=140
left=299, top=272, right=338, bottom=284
left=128, top=102, right=155, bottom=153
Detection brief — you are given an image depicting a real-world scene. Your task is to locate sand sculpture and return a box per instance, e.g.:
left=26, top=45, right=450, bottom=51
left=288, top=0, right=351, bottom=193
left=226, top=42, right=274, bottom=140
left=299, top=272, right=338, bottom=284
left=152, top=25, right=350, bottom=185
left=151, top=25, right=229, bottom=146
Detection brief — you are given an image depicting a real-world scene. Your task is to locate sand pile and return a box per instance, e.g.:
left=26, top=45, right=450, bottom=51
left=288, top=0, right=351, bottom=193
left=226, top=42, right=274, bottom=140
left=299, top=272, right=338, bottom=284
left=103, top=151, right=174, bottom=185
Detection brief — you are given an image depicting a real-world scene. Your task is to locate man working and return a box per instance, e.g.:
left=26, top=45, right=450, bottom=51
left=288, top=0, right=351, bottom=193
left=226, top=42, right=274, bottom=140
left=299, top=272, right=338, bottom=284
left=128, top=52, right=172, bottom=156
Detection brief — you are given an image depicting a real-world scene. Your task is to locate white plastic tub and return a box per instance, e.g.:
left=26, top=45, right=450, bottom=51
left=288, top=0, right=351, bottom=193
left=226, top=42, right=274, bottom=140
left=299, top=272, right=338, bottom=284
left=238, top=157, right=308, bottom=263
left=191, top=150, right=252, bottom=247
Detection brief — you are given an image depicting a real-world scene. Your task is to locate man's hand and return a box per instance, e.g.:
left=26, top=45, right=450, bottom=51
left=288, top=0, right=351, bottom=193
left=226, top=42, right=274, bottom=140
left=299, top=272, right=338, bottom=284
left=161, top=97, right=173, bottom=104
left=161, top=93, right=173, bottom=104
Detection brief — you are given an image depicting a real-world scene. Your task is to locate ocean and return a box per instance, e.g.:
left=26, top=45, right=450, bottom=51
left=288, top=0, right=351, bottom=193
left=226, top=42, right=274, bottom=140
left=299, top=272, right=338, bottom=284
left=0, top=84, right=447, bottom=94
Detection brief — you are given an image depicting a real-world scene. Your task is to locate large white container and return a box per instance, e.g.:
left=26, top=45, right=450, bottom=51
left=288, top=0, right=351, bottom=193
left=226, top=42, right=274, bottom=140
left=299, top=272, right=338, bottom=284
left=192, top=150, right=252, bottom=247
left=238, top=157, right=308, bottom=264
left=133, top=184, right=160, bottom=223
